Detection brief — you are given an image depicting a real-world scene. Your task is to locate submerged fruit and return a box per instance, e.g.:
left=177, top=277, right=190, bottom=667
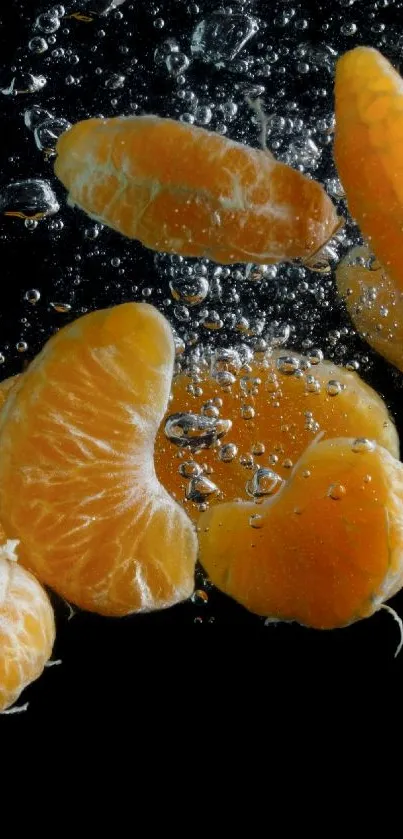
left=336, top=245, right=403, bottom=372
left=0, top=303, right=197, bottom=616
left=155, top=349, right=398, bottom=516
left=335, top=47, right=403, bottom=292
left=198, top=437, right=403, bottom=629
left=0, top=540, right=55, bottom=712
left=54, top=115, right=339, bottom=265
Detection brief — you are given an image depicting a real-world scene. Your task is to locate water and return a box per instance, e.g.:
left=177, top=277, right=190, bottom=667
left=1, top=0, right=403, bottom=666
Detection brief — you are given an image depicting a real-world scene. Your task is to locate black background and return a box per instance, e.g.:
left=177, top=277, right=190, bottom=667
left=1, top=0, right=403, bottom=723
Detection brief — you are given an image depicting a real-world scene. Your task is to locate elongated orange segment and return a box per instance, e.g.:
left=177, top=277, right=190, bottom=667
left=154, top=349, right=398, bottom=517
left=0, top=542, right=55, bottom=712
left=55, top=115, right=339, bottom=265
left=336, top=245, right=403, bottom=372
left=335, top=47, right=403, bottom=292
left=198, top=438, right=403, bottom=629
left=0, top=303, right=197, bottom=616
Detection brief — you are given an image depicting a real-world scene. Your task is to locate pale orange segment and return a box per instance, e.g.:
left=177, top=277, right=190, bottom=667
left=198, top=438, right=403, bottom=629
left=154, top=349, right=398, bottom=518
left=336, top=245, right=403, bottom=372
left=0, top=541, right=55, bottom=712
left=0, top=303, right=197, bottom=616
left=54, top=115, right=339, bottom=265
left=335, top=47, right=403, bottom=292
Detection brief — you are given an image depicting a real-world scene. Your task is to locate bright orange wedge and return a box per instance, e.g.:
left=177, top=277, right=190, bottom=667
left=0, top=540, right=55, bottom=712
left=198, top=437, right=403, bottom=629
left=0, top=303, right=197, bottom=616
left=54, top=115, right=339, bottom=265
left=335, top=47, right=403, bottom=292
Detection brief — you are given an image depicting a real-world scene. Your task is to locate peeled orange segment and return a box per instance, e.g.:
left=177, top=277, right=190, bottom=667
left=154, top=349, right=399, bottom=517
left=0, top=303, right=197, bottom=616
left=336, top=245, right=403, bottom=373
left=335, top=47, right=403, bottom=292
left=0, top=540, right=55, bottom=712
left=54, top=115, right=339, bottom=265
left=198, top=438, right=403, bottom=630
left=0, top=375, right=19, bottom=408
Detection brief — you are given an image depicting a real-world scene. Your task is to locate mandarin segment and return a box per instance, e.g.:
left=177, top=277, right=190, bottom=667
left=336, top=245, right=403, bottom=372
left=198, top=438, right=403, bottom=629
left=154, top=349, right=398, bottom=517
left=0, top=541, right=55, bottom=712
left=334, top=47, right=403, bottom=292
left=54, top=115, right=339, bottom=265
left=0, top=303, right=197, bottom=616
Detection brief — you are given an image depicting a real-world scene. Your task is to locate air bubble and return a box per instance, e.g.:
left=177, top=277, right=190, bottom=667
left=246, top=468, right=283, bottom=498
left=0, top=180, right=59, bottom=219
left=34, top=118, right=71, bottom=153
left=165, top=412, right=231, bottom=449
left=191, top=10, right=259, bottom=65
left=186, top=475, right=218, bottom=503
left=328, top=483, right=346, bottom=500
left=351, top=438, right=375, bottom=453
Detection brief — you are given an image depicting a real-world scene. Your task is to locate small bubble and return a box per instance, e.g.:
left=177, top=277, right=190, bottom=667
left=351, top=438, right=375, bottom=454
left=16, top=341, right=28, bottom=353
left=35, top=11, right=61, bottom=33
left=24, top=289, right=40, bottom=304
left=251, top=442, right=265, bottom=456
left=186, top=475, right=218, bottom=503
left=29, top=37, right=48, bottom=54
left=179, top=461, right=202, bottom=478
left=240, top=453, right=254, bottom=469
left=240, top=404, right=255, bottom=420
left=249, top=514, right=264, bottom=529
left=246, top=468, right=283, bottom=498
left=326, top=380, right=343, bottom=397
left=276, top=355, right=300, bottom=375
left=219, top=442, right=238, bottom=463
left=328, top=483, right=346, bottom=500
left=50, top=302, right=72, bottom=313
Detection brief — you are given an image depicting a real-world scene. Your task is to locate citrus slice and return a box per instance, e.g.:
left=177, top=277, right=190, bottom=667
left=155, top=348, right=398, bottom=516
left=0, top=303, right=197, bottom=616
left=336, top=245, right=403, bottom=372
left=0, top=539, right=55, bottom=712
left=335, top=46, right=403, bottom=291
left=54, top=115, right=339, bottom=265
left=198, top=437, right=403, bottom=629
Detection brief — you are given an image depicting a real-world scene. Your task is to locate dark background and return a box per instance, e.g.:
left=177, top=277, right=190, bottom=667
left=1, top=0, right=403, bottom=721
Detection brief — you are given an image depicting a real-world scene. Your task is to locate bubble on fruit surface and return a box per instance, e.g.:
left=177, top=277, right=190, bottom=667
left=164, top=412, right=231, bottom=449
left=246, top=468, right=283, bottom=499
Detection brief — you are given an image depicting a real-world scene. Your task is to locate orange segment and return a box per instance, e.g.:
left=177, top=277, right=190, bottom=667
left=0, top=303, right=197, bottom=616
left=0, top=540, right=55, bottom=712
left=0, top=375, right=19, bottom=408
left=154, top=349, right=398, bottom=517
left=334, top=47, right=403, bottom=292
left=55, top=115, right=339, bottom=265
left=336, top=245, right=403, bottom=372
left=198, top=438, right=403, bottom=629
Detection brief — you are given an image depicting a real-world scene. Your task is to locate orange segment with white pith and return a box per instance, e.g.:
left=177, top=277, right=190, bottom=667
left=55, top=115, right=339, bottom=265
left=198, top=438, right=403, bottom=629
left=335, top=46, right=403, bottom=292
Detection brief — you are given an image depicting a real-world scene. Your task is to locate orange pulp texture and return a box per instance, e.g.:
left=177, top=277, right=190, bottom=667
left=0, top=540, right=55, bottom=712
left=336, top=245, right=403, bottom=373
left=334, top=47, right=403, bottom=293
left=0, top=303, right=197, bottom=616
left=154, top=349, right=398, bottom=517
left=198, top=438, right=403, bottom=629
left=54, top=115, right=339, bottom=265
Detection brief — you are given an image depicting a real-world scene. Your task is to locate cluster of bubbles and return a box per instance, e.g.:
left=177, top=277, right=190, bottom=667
left=0, top=0, right=401, bottom=627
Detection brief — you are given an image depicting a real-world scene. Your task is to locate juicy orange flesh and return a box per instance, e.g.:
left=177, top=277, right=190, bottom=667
left=154, top=350, right=398, bottom=518
left=336, top=245, right=403, bottom=373
left=198, top=438, right=403, bottom=629
left=335, top=47, right=403, bottom=293
left=55, top=115, right=339, bottom=265
left=0, top=303, right=197, bottom=616
left=0, top=558, right=55, bottom=711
